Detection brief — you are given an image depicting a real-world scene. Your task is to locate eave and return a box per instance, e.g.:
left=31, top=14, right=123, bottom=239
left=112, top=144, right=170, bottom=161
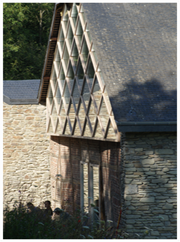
left=117, top=121, right=177, bottom=132
left=38, top=3, right=65, bottom=105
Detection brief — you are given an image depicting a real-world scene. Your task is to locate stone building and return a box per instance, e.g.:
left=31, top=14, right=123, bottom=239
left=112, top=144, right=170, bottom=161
left=3, top=3, right=177, bottom=239
left=3, top=80, right=51, bottom=209
left=38, top=3, right=177, bottom=239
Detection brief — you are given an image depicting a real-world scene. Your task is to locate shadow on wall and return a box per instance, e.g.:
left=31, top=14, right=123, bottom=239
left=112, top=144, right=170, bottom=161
left=57, top=137, right=81, bottom=215
left=50, top=78, right=177, bottom=237
left=110, top=78, right=177, bottom=122
left=123, top=132, right=177, bottom=238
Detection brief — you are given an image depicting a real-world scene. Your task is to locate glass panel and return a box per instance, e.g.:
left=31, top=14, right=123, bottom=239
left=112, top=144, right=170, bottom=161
left=67, top=79, right=74, bottom=96
left=67, top=23, right=73, bottom=49
left=64, top=120, right=71, bottom=135
left=71, top=41, right=78, bottom=69
left=56, top=84, right=61, bottom=106
left=47, top=84, right=53, bottom=105
left=56, top=117, right=63, bottom=135
left=88, top=99, right=96, bottom=132
left=99, top=98, right=109, bottom=131
left=73, top=119, right=81, bottom=136
left=72, top=80, right=80, bottom=112
left=55, top=48, right=61, bottom=72
left=87, top=78, right=94, bottom=92
left=59, top=27, right=65, bottom=57
left=60, top=102, right=66, bottom=116
left=83, top=120, right=91, bottom=137
left=60, top=116, right=66, bottom=130
left=62, top=5, right=69, bottom=30
left=94, top=120, right=103, bottom=138
left=81, top=38, right=89, bottom=66
left=82, top=78, right=90, bottom=110
left=79, top=5, right=86, bottom=26
left=60, top=102, right=66, bottom=128
left=87, top=56, right=94, bottom=79
left=106, top=121, right=117, bottom=140
left=92, top=76, right=102, bottom=111
left=51, top=68, right=57, bottom=93
left=63, top=44, right=69, bottom=68
left=71, top=3, right=78, bottom=27
left=64, top=82, right=71, bottom=107
left=51, top=101, right=57, bottom=131
left=77, top=59, right=84, bottom=80
left=48, top=118, right=53, bottom=133
left=77, top=60, right=84, bottom=95
left=59, top=66, right=65, bottom=91
left=76, top=18, right=83, bottom=46
left=78, top=100, right=86, bottom=130
left=67, top=61, right=74, bottom=80
left=68, top=100, right=76, bottom=129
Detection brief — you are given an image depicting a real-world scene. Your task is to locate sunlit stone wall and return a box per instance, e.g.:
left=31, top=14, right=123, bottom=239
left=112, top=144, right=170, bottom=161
left=3, top=102, right=50, bottom=209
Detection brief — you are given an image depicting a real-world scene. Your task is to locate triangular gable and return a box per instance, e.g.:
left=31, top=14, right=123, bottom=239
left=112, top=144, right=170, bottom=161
left=45, top=3, right=120, bottom=142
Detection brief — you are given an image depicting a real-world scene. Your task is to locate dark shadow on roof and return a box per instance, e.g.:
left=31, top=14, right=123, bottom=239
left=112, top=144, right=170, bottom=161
left=110, top=78, right=176, bottom=123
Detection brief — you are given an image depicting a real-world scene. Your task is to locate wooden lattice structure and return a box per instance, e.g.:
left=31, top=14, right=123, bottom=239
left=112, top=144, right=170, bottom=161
left=46, top=3, right=120, bottom=142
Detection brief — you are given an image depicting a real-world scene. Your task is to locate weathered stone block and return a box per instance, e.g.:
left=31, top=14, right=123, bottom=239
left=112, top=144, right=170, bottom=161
left=126, top=215, right=141, bottom=219
left=167, top=171, right=177, bottom=175
left=125, top=184, right=138, bottom=195
left=127, top=168, right=137, bottom=172
left=151, top=231, right=160, bottom=236
left=159, top=215, right=169, bottom=221
left=137, top=206, right=149, bottom=211
left=162, top=168, right=170, bottom=172
left=146, top=172, right=155, bottom=175
left=141, top=159, right=155, bottom=165
left=167, top=198, right=177, bottom=203
left=126, top=224, right=133, bottom=229
left=135, top=148, right=143, bottom=152
left=155, top=149, right=174, bottom=155
left=154, top=188, right=167, bottom=192
left=145, top=151, right=154, bottom=155
left=125, top=179, right=132, bottom=184
left=125, top=195, right=132, bottom=200
left=131, top=180, right=142, bottom=185
left=151, top=179, right=168, bottom=184
left=140, top=197, right=155, bottom=203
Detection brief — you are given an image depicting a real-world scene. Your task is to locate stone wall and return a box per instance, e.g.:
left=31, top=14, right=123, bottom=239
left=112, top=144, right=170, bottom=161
left=3, top=102, right=51, bottom=209
left=123, top=132, right=177, bottom=239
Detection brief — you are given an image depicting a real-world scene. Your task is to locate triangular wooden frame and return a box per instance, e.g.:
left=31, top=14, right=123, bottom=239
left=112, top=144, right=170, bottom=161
left=45, top=3, right=119, bottom=141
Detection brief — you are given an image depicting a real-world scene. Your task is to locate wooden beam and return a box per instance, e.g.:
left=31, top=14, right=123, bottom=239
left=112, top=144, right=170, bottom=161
left=44, top=76, right=50, bottom=80
left=50, top=37, right=57, bottom=41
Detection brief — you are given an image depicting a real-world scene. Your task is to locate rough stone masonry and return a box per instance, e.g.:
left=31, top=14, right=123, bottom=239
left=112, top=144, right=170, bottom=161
left=3, top=102, right=50, bottom=209
left=123, top=132, right=177, bottom=239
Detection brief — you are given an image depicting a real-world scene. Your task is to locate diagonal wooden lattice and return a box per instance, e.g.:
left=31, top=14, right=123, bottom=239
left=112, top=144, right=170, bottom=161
left=46, top=3, right=118, bottom=141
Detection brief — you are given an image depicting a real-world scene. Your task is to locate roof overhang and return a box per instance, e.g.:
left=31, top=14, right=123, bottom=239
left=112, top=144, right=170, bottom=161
left=117, top=121, right=177, bottom=132
left=38, top=3, right=72, bottom=105
left=3, top=94, right=38, bottom=105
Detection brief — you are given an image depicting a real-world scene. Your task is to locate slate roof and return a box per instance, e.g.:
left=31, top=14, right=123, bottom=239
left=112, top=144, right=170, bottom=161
left=38, top=3, right=177, bottom=132
left=3, top=79, right=40, bottom=105
left=82, top=3, right=177, bottom=124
